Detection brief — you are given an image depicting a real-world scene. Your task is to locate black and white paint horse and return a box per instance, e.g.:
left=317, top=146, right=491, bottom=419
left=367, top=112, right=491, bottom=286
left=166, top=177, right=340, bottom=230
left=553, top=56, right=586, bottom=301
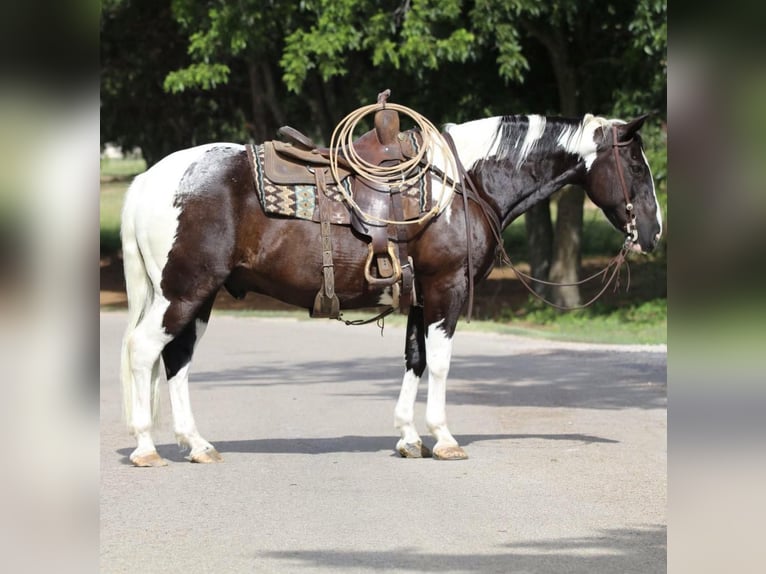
left=120, top=112, right=662, bottom=466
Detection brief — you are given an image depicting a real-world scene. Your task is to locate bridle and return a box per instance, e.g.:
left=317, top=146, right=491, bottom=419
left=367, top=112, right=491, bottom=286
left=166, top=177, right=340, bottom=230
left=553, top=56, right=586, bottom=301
left=611, top=124, right=638, bottom=246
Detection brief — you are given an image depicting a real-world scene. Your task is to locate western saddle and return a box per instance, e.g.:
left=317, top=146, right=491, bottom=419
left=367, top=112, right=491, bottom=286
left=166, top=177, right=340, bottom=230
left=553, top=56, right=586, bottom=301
left=259, top=90, right=420, bottom=319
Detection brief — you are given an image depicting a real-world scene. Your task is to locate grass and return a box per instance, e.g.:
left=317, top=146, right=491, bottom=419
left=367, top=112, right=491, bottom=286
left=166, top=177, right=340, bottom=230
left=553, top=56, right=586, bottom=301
left=495, top=299, right=666, bottom=344
left=211, top=300, right=666, bottom=345
left=100, top=157, right=146, bottom=254
left=100, top=157, right=146, bottom=179
left=100, top=180, right=130, bottom=254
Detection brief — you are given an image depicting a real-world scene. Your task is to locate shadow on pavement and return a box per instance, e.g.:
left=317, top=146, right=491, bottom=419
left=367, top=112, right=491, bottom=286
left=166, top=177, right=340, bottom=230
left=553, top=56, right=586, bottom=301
left=116, top=432, right=618, bottom=463
left=191, top=350, right=666, bottom=410
left=260, top=525, right=666, bottom=573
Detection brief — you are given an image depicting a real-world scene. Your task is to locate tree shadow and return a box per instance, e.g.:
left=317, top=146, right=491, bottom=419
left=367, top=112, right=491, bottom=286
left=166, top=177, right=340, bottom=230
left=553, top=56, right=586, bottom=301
left=116, top=431, right=618, bottom=464
left=260, top=525, right=666, bottom=573
left=191, top=349, right=666, bottom=410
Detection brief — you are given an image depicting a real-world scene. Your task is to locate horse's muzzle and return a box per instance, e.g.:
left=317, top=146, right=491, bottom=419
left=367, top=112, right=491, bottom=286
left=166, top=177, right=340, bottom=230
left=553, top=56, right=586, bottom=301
left=629, top=231, right=661, bottom=254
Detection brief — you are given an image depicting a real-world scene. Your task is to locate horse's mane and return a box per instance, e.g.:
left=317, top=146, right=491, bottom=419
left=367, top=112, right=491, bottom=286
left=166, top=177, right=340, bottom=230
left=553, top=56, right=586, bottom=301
left=491, top=114, right=619, bottom=166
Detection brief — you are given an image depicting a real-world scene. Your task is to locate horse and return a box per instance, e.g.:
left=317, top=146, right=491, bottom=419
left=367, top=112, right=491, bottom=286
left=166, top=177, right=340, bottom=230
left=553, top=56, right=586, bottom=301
left=119, top=112, right=662, bottom=466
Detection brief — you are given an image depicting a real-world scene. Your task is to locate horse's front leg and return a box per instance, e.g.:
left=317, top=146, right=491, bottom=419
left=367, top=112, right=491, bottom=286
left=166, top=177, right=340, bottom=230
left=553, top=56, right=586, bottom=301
left=424, top=318, right=468, bottom=460
left=394, top=306, right=431, bottom=458
left=414, top=284, right=468, bottom=460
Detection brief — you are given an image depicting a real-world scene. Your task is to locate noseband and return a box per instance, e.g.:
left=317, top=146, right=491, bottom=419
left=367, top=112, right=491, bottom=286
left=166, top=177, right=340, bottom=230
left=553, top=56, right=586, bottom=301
left=611, top=125, right=638, bottom=245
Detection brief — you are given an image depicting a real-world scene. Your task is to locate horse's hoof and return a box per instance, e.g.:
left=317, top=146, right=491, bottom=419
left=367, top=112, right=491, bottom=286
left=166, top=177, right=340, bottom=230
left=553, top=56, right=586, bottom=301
left=190, top=448, right=223, bottom=464
left=433, top=445, right=468, bottom=460
left=131, top=452, right=168, bottom=467
left=396, top=441, right=432, bottom=459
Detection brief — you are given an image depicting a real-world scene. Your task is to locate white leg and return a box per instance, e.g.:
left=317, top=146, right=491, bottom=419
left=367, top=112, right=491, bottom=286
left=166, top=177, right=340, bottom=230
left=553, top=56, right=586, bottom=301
left=424, top=320, right=467, bottom=460
left=395, top=370, right=429, bottom=457
left=166, top=320, right=222, bottom=463
left=162, top=320, right=222, bottom=462
left=127, top=302, right=171, bottom=466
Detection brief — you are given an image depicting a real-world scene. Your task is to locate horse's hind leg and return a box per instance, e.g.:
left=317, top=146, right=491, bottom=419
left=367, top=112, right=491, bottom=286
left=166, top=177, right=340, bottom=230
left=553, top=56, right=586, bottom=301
left=125, top=300, right=173, bottom=467
left=394, top=306, right=431, bottom=458
left=162, top=294, right=223, bottom=463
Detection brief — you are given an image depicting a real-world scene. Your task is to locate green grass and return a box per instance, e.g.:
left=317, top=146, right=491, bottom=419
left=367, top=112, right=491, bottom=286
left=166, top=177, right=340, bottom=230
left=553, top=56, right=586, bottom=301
left=494, top=299, right=667, bottom=344
left=100, top=158, right=146, bottom=253
left=100, top=180, right=129, bottom=254
left=100, top=157, right=146, bottom=179
left=212, top=300, right=667, bottom=345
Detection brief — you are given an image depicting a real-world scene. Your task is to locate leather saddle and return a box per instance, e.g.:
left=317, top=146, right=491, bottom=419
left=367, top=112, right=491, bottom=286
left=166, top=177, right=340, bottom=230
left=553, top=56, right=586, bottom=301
left=264, top=104, right=417, bottom=281
left=256, top=91, right=422, bottom=318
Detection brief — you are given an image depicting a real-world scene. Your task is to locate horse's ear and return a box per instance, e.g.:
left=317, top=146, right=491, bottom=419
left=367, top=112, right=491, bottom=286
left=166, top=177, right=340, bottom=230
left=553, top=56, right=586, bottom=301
left=617, top=113, right=652, bottom=141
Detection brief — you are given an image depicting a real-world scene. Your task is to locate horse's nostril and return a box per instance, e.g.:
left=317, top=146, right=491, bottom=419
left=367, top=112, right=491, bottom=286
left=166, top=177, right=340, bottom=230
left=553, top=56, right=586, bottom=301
left=654, top=232, right=661, bottom=244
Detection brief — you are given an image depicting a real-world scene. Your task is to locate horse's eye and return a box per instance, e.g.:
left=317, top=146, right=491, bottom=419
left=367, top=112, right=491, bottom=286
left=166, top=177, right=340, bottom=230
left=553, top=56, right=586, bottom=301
left=630, top=164, right=643, bottom=175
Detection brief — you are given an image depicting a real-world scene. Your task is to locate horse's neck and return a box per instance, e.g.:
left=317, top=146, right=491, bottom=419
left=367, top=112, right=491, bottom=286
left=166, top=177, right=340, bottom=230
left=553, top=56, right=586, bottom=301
left=449, top=115, right=591, bottom=228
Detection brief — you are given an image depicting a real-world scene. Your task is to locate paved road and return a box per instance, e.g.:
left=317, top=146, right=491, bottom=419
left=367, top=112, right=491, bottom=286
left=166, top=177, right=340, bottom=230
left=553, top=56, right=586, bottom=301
left=100, top=312, right=666, bottom=573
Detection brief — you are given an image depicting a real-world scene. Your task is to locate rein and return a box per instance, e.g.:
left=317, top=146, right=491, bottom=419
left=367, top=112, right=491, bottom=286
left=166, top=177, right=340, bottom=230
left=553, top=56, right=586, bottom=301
left=443, top=129, right=636, bottom=313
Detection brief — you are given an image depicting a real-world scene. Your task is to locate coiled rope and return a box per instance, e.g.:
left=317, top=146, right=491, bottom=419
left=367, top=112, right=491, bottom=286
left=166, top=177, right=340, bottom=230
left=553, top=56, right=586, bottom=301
left=328, top=101, right=459, bottom=225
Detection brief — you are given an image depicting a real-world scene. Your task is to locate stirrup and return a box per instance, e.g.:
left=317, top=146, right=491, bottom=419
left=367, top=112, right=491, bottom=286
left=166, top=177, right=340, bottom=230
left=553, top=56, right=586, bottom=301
left=312, top=289, right=340, bottom=318
left=364, top=241, right=402, bottom=287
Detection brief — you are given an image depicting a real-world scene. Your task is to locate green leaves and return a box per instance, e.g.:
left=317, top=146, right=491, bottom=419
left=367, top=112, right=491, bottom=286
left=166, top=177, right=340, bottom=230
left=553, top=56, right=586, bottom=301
left=281, top=0, right=478, bottom=91
left=163, top=63, right=230, bottom=93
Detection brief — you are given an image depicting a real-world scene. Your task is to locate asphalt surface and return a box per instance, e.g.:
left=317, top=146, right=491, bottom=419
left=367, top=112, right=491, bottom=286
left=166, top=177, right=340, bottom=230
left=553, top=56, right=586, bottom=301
left=100, top=311, right=666, bottom=573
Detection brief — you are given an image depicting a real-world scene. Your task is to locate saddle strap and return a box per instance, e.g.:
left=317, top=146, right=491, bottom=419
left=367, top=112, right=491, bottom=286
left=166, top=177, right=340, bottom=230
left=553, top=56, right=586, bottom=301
left=390, top=188, right=414, bottom=313
left=312, top=168, right=341, bottom=318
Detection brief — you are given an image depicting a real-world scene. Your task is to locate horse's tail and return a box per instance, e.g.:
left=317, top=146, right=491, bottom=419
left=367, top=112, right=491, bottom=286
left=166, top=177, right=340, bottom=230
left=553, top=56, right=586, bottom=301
left=119, top=173, right=158, bottom=426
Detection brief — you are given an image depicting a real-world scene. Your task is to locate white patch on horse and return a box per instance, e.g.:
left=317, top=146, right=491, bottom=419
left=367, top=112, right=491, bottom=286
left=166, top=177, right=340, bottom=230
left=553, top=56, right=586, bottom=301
left=377, top=287, right=394, bottom=307
left=557, top=114, right=614, bottom=171
left=516, top=114, right=546, bottom=164
left=424, top=319, right=458, bottom=448
left=641, top=148, right=663, bottom=236
left=395, top=369, right=422, bottom=447
left=177, top=144, right=245, bottom=197
left=437, top=118, right=505, bottom=224
left=443, top=117, right=503, bottom=169
left=167, top=319, right=214, bottom=454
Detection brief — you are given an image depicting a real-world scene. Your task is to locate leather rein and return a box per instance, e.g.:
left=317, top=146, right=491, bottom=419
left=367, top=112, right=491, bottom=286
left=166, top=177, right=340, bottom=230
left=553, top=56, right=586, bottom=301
left=442, top=126, right=638, bottom=315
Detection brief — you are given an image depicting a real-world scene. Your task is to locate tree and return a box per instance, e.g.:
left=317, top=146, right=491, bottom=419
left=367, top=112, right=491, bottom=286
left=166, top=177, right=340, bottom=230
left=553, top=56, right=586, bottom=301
left=275, top=0, right=666, bottom=306
left=101, top=0, right=666, bottom=300
left=100, top=0, right=250, bottom=165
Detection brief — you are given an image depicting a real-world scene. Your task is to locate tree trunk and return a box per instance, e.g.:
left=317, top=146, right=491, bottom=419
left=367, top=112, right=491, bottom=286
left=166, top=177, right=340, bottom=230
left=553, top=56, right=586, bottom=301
left=524, top=20, right=584, bottom=307
left=248, top=60, right=283, bottom=143
left=259, top=60, right=285, bottom=127
left=524, top=202, right=553, bottom=297
left=548, top=186, right=584, bottom=307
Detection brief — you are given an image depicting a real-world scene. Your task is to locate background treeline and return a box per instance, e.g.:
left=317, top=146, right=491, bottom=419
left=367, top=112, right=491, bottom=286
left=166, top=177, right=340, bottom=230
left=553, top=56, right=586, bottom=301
left=101, top=0, right=666, bottom=307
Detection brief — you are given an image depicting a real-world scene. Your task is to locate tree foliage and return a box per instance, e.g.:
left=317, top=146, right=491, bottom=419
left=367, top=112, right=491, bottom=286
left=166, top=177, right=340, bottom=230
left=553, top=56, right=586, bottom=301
left=101, top=0, right=666, bottom=301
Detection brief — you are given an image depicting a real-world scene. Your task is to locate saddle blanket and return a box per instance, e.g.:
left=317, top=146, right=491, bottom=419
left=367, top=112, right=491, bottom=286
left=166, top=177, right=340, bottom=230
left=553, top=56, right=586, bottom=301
left=248, top=143, right=430, bottom=225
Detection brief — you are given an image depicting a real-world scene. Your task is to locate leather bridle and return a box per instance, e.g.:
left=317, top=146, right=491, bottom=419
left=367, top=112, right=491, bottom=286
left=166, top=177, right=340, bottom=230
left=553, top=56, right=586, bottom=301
left=611, top=124, right=638, bottom=246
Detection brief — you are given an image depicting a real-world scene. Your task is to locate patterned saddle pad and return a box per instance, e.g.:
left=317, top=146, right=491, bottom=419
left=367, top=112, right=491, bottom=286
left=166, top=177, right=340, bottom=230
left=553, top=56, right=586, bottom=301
left=248, top=144, right=430, bottom=225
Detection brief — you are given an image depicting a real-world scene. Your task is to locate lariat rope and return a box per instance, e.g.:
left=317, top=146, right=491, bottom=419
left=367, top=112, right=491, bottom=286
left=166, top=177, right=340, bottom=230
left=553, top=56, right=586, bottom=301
left=328, top=102, right=459, bottom=226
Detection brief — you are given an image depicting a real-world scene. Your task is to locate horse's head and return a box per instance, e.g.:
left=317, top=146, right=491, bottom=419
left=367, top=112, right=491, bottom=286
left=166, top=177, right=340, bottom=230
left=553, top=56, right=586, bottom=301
left=584, top=115, right=663, bottom=253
